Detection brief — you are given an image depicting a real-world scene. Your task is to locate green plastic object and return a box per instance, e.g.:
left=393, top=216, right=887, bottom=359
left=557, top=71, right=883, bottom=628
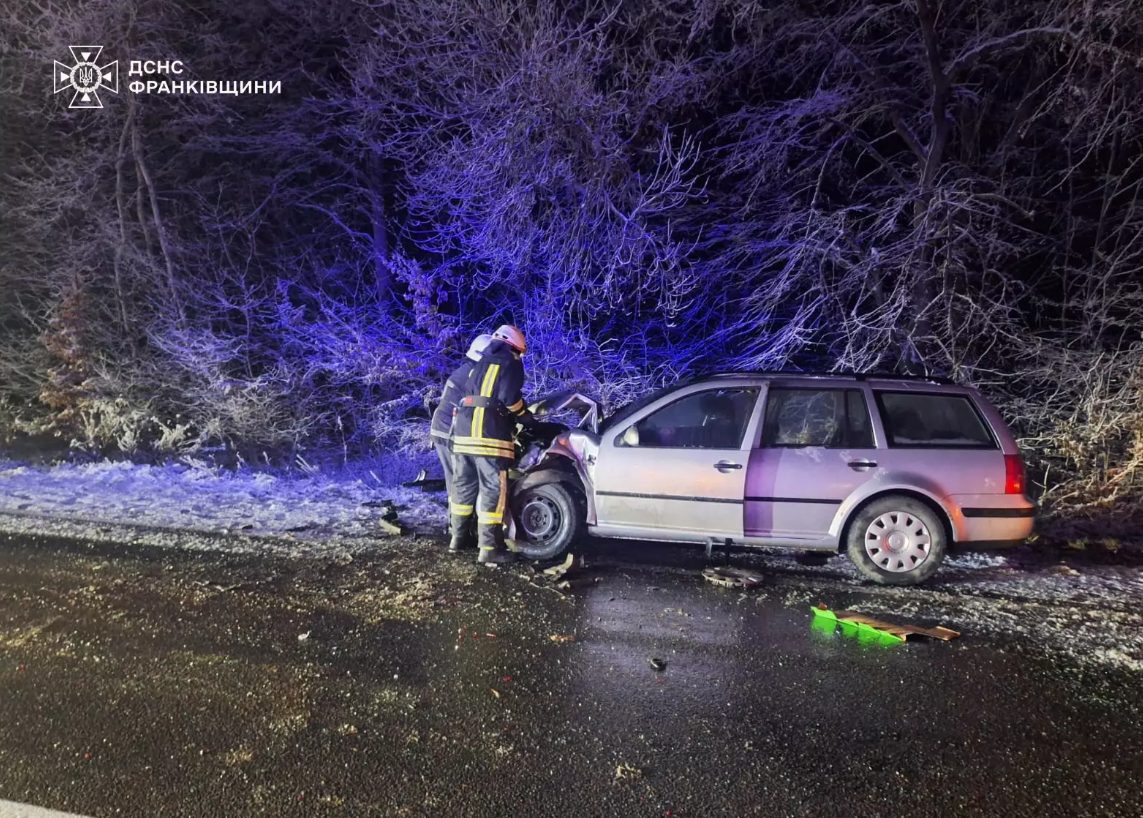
left=811, top=605, right=904, bottom=646
left=809, top=615, right=838, bottom=640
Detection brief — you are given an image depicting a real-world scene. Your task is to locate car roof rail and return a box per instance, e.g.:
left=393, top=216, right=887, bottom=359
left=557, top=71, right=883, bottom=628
left=691, top=370, right=958, bottom=385
left=851, top=371, right=958, bottom=385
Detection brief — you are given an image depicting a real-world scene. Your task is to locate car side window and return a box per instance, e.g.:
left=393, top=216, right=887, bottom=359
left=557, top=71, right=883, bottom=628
left=875, top=392, right=996, bottom=448
left=761, top=388, right=873, bottom=448
left=620, top=388, right=758, bottom=449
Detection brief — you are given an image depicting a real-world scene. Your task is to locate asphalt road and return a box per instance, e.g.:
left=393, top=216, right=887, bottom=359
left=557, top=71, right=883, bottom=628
left=0, top=531, right=1140, bottom=818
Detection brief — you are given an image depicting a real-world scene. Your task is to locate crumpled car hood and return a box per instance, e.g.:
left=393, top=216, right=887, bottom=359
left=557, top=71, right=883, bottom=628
left=527, top=390, right=600, bottom=434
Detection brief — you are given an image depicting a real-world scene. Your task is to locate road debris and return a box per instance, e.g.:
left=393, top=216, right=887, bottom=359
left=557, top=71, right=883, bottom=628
left=702, top=566, right=764, bottom=589
left=360, top=499, right=401, bottom=520
left=491, top=688, right=501, bottom=699
left=543, top=553, right=576, bottom=580
left=550, top=634, right=576, bottom=643
left=811, top=604, right=960, bottom=642
left=297, top=631, right=311, bottom=642
left=648, top=657, right=667, bottom=672
left=615, top=763, right=643, bottom=781
left=357, top=498, right=409, bottom=534
left=401, top=470, right=448, bottom=492
left=375, top=518, right=406, bottom=536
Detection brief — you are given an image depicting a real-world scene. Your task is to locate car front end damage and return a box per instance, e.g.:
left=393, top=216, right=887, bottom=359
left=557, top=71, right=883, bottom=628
left=505, top=392, right=600, bottom=558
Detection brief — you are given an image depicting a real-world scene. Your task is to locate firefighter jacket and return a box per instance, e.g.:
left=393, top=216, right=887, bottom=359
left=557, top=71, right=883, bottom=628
left=430, top=360, right=476, bottom=443
left=450, top=341, right=532, bottom=462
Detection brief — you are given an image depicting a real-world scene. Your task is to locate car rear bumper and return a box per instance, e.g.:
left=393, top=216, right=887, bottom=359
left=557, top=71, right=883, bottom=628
left=949, top=495, right=1036, bottom=544
left=952, top=538, right=1027, bottom=551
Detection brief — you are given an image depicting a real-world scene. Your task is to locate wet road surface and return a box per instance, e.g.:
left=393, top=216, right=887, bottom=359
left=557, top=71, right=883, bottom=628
left=0, top=531, right=1141, bottom=817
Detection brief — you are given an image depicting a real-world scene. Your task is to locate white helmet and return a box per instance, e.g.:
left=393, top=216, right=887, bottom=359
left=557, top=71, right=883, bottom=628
left=466, top=334, right=493, bottom=361
left=491, top=324, right=527, bottom=354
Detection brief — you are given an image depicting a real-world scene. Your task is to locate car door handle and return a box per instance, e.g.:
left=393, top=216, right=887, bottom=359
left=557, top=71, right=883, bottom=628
left=713, top=460, right=743, bottom=472
left=847, top=460, right=877, bottom=470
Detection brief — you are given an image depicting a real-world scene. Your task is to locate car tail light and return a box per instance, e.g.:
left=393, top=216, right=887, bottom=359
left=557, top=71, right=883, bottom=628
left=1004, top=454, right=1026, bottom=495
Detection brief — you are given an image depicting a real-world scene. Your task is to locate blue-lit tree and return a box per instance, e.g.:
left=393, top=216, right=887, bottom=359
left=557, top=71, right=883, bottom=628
left=0, top=0, right=1140, bottom=531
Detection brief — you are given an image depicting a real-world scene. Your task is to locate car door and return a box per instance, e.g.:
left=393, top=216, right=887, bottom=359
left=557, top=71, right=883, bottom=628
left=593, top=385, right=762, bottom=538
left=745, top=385, right=880, bottom=540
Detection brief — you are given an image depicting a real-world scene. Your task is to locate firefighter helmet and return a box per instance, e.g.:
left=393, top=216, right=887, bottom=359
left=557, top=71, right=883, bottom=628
left=466, top=334, right=493, bottom=361
left=491, top=324, right=527, bottom=354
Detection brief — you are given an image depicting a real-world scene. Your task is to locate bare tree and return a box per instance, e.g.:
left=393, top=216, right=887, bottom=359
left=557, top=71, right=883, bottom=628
left=1, top=0, right=1140, bottom=532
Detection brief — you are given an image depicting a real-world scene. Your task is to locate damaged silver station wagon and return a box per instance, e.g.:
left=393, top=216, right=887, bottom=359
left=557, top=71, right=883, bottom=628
left=505, top=373, right=1035, bottom=586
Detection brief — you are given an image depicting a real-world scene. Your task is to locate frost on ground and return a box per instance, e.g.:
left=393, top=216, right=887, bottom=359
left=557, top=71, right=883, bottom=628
left=753, top=547, right=1143, bottom=675
left=1, top=456, right=1141, bottom=674
left=0, top=456, right=450, bottom=557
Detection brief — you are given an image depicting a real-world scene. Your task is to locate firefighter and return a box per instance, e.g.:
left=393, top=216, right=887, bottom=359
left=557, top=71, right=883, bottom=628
left=430, top=334, right=492, bottom=515
left=449, top=325, right=536, bottom=564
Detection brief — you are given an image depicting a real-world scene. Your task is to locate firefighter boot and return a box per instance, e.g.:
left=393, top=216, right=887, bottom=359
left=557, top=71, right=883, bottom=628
left=476, top=523, right=516, bottom=565
left=448, top=514, right=476, bottom=553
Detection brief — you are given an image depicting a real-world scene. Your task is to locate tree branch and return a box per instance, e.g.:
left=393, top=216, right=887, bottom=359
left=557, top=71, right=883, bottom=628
left=948, top=27, right=1073, bottom=79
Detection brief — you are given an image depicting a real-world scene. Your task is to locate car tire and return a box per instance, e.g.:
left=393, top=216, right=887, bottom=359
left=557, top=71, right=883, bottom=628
left=845, top=496, right=947, bottom=586
left=509, top=481, right=584, bottom=561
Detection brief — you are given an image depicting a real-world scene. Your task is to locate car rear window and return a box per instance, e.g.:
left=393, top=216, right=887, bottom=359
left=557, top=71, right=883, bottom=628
left=874, top=392, right=996, bottom=448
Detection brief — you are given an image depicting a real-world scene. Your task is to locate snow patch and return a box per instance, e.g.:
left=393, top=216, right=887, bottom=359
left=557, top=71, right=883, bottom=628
left=1091, top=649, right=1143, bottom=673
left=943, top=551, right=1010, bottom=569
left=0, top=457, right=449, bottom=544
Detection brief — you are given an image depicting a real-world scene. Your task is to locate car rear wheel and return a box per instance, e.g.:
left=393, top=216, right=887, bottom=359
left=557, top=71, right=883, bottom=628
left=846, top=496, right=947, bottom=585
left=509, top=481, right=584, bottom=561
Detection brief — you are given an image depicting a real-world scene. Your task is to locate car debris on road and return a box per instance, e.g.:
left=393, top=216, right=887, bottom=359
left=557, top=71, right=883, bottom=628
left=401, top=470, right=448, bottom=493
left=702, top=566, right=764, bottom=589
left=811, top=604, right=960, bottom=642
left=542, top=553, right=577, bottom=580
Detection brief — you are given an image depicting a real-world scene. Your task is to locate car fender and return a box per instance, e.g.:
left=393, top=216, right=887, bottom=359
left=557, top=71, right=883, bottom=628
left=511, top=453, right=596, bottom=525
left=829, top=472, right=965, bottom=543
left=513, top=462, right=579, bottom=494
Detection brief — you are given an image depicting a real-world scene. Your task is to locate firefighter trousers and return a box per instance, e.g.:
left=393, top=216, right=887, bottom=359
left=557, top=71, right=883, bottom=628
left=449, top=453, right=509, bottom=547
left=434, top=439, right=454, bottom=499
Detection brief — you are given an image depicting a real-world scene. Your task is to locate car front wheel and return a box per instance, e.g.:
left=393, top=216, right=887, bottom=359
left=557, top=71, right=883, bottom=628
left=846, top=496, right=947, bottom=586
left=509, top=481, right=584, bottom=561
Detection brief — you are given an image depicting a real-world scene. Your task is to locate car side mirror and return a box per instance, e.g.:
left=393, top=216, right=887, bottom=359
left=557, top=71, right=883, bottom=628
left=622, top=426, right=640, bottom=447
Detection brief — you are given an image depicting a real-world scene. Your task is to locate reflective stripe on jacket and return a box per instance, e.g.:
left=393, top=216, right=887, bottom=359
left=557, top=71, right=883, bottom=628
left=451, top=341, right=529, bottom=460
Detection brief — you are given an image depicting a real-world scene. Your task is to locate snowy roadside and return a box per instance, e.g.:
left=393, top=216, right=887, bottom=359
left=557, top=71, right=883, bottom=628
left=0, top=457, right=449, bottom=558
left=1, top=456, right=1141, bottom=674
left=741, top=548, right=1143, bottom=675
